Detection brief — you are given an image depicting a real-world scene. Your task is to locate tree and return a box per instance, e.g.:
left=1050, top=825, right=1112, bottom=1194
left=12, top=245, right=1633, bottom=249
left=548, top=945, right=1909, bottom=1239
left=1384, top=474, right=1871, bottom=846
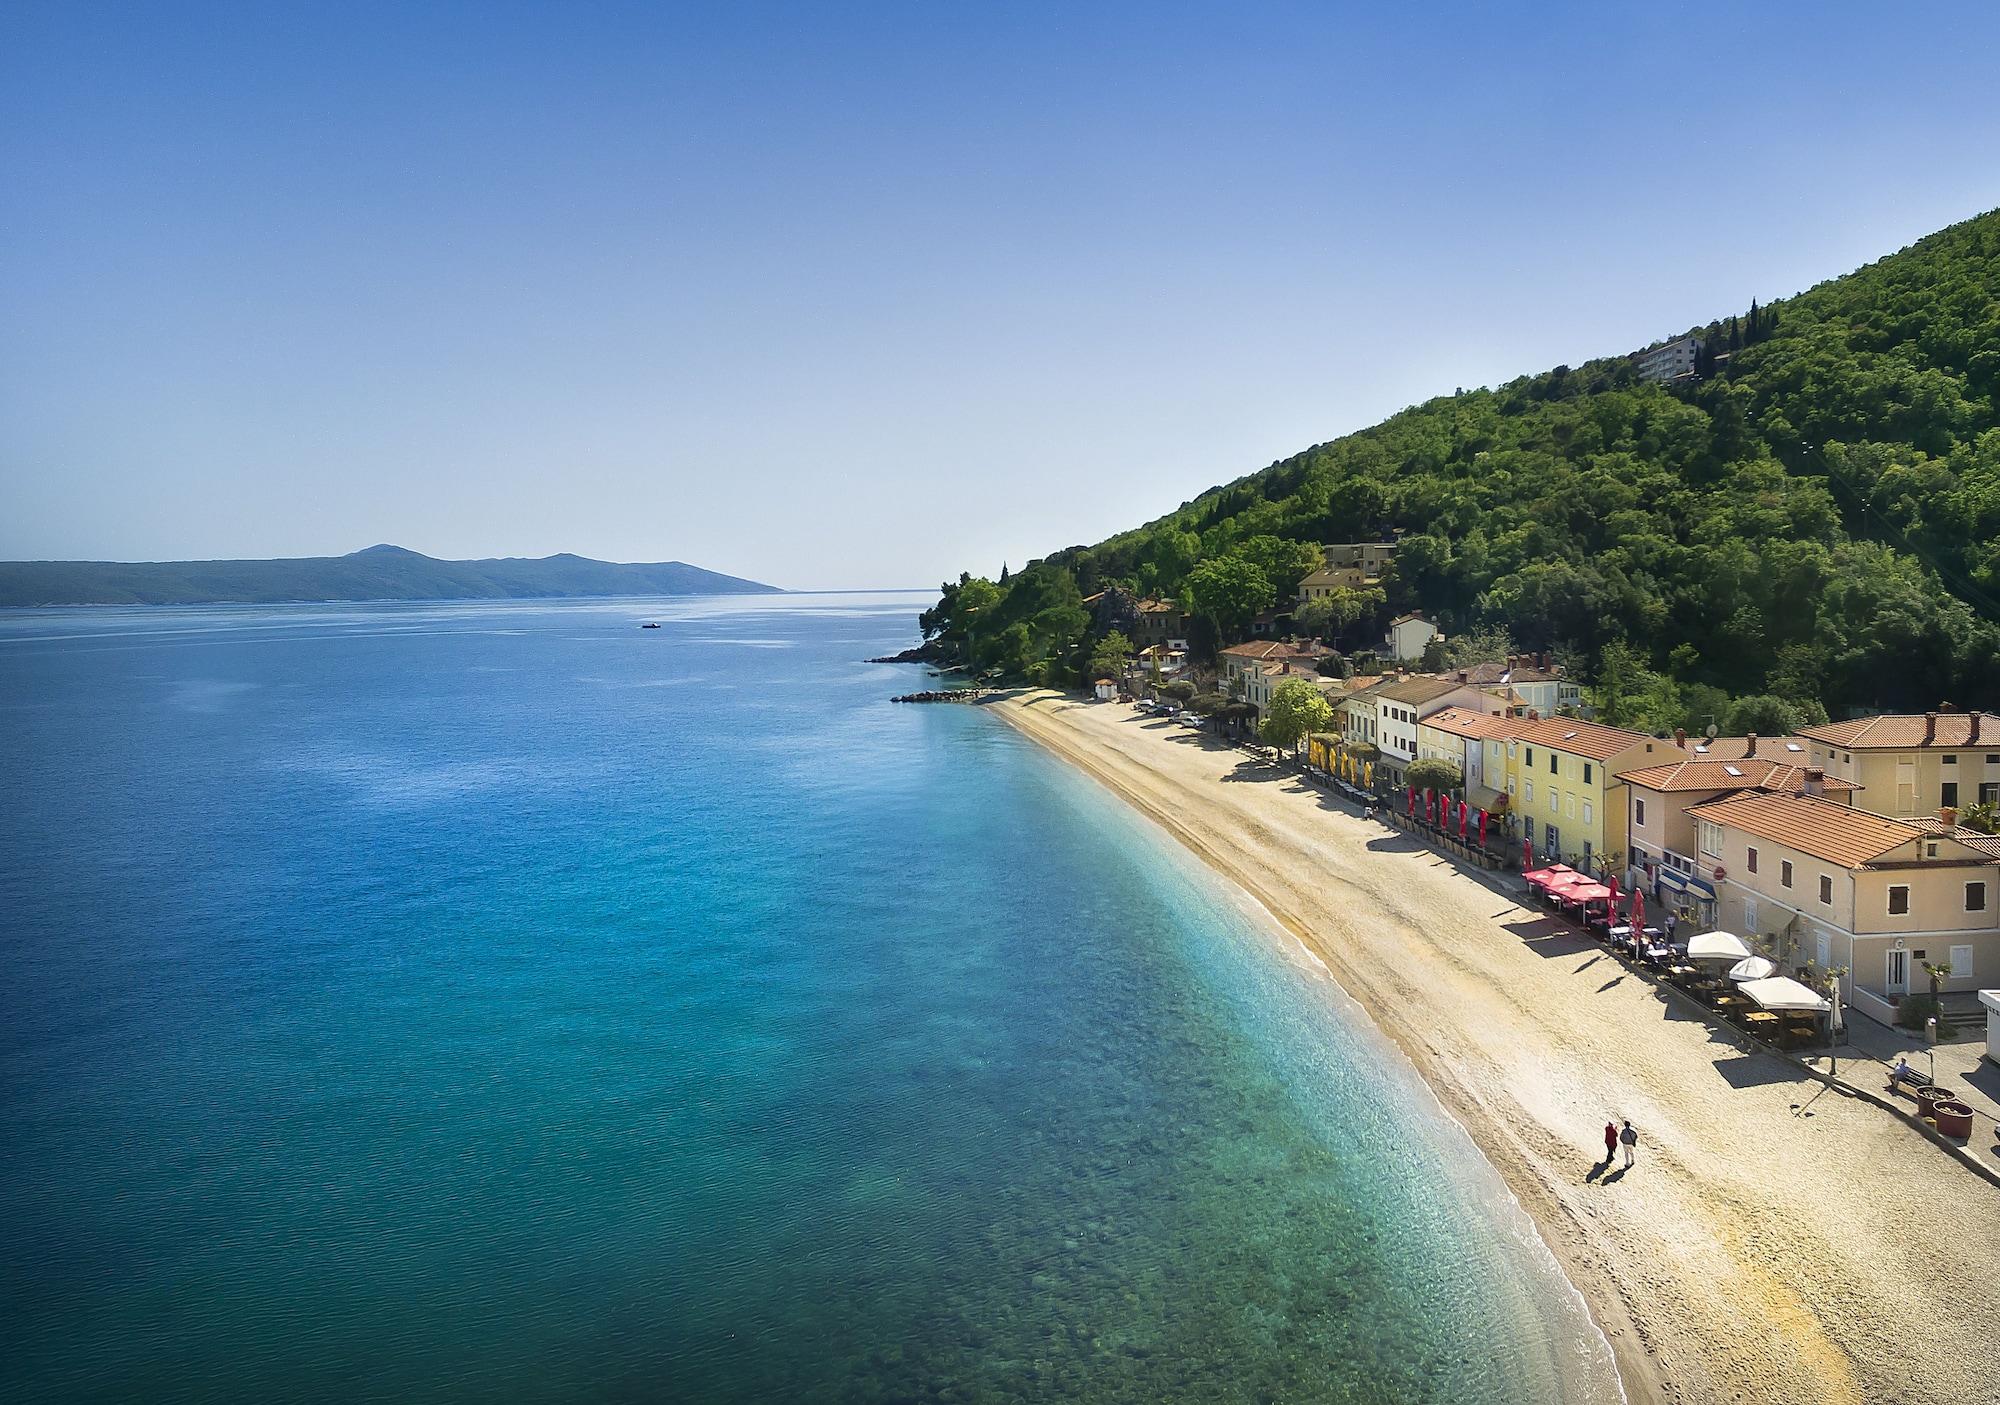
left=1960, top=799, right=1999, bottom=835
left=1233, top=536, right=1324, bottom=602
left=1088, top=630, right=1133, bottom=682
left=1258, top=677, right=1333, bottom=755
left=1181, top=555, right=1275, bottom=638
left=1406, top=757, right=1464, bottom=793
left=1188, top=691, right=1227, bottom=716
left=1721, top=693, right=1809, bottom=737
left=1295, top=584, right=1385, bottom=643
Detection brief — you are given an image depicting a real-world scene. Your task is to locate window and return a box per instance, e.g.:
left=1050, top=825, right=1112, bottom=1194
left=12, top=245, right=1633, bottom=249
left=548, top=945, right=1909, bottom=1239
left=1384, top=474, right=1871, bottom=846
left=1525, top=781, right=1534, bottom=805
left=1563, top=793, right=1573, bottom=817
left=1747, top=846, right=1759, bottom=874
left=1819, top=874, right=1833, bottom=905
left=1780, top=860, right=1793, bottom=888
left=1983, top=782, right=2000, bottom=805
left=1969, top=882, right=1988, bottom=913
left=1524, top=746, right=1533, bottom=766
left=1549, top=754, right=1558, bottom=775
left=1635, top=798, right=1647, bottom=827
left=1583, top=763, right=1593, bottom=783
left=1698, top=821, right=1722, bottom=856
left=1953, top=943, right=1974, bottom=978
left=1507, top=777, right=1516, bottom=796
left=1582, top=801, right=1592, bottom=825
left=1743, top=897, right=1759, bottom=932
left=1941, top=782, right=1958, bottom=808
left=1549, top=790, right=1558, bottom=815
left=1942, top=754, right=1957, bottom=765
left=1888, top=885, right=1910, bottom=915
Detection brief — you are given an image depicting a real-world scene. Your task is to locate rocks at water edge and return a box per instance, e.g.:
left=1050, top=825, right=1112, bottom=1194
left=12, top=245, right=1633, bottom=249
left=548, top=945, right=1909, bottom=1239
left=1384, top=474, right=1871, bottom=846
left=892, top=689, right=988, bottom=703
left=865, top=643, right=947, bottom=664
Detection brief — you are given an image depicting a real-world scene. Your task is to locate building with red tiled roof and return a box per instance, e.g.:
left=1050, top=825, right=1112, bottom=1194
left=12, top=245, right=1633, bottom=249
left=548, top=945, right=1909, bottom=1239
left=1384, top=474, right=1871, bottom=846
left=1680, top=790, right=1999, bottom=1022
left=1798, top=711, right=2000, bottom=821
left=1624, top=760, right=1858, bottom=924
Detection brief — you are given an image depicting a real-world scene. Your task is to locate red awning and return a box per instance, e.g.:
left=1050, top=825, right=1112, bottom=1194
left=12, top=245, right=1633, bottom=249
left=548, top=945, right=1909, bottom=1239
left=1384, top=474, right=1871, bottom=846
left=1565, top=883, right=1613, bottom=902
left=1523, top=864, right=1577, bottom=888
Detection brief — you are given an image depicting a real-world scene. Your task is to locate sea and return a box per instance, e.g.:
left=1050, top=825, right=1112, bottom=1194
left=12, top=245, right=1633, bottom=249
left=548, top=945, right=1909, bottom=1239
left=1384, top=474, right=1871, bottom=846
left=0, top=593, right=1621, bottom=1404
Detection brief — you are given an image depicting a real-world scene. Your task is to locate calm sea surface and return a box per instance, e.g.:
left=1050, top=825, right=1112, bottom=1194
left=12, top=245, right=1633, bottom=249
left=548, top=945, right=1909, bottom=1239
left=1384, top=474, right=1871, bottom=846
left=0, top=595, right=1618, bottom=1403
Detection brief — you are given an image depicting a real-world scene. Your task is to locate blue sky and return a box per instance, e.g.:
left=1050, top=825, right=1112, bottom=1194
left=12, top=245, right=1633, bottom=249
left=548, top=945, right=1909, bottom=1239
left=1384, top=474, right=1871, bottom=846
left=4, top=2, right=1997, bottom=589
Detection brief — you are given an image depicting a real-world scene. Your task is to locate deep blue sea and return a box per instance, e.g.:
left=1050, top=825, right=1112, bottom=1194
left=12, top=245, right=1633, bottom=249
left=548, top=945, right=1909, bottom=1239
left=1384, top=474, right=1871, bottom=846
left=0, top=595, right=1618, bottom=1404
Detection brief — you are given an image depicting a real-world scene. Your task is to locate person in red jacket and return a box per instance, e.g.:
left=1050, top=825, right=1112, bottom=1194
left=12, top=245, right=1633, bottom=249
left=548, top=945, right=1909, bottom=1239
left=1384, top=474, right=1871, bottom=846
left=1603, top=1120, right=1618, bottom=1166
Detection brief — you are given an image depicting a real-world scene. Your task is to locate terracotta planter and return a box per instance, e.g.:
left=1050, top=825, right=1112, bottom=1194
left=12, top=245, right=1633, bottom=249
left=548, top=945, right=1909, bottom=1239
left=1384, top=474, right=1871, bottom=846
left=1915, top=1084, right=1957, bottom=1116
left=1930, top=1100, right=1974, bottom=1140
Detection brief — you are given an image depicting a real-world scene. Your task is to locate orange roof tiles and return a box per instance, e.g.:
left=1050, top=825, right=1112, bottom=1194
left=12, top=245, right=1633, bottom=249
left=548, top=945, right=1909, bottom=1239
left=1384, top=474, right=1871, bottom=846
left=1419, top=706, right=1516, bottom=741
left=1220, top=640, right=1322, bottom=661
left=1620, top=760, right=1860, bottom=794
left=1683, top=792, right=1924, bottom=868
left=1799, top=713, right=1998, bottom=749
left=1509, top=716, right=1671, bottom=763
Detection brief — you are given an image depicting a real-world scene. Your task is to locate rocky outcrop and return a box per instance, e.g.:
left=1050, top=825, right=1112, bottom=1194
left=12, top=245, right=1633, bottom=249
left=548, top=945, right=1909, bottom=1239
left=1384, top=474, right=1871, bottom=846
left=867, top=642, right=949, bottom=664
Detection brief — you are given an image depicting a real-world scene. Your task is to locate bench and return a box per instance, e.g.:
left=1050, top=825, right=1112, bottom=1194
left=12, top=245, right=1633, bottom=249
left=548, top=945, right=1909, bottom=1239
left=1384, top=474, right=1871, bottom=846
left=1886, top=1065, right=1932, bottom=1097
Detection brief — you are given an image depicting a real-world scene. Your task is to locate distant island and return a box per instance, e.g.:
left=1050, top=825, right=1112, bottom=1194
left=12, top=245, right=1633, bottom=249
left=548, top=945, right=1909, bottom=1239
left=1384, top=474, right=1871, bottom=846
left=0, top=544, right=781, bottom=607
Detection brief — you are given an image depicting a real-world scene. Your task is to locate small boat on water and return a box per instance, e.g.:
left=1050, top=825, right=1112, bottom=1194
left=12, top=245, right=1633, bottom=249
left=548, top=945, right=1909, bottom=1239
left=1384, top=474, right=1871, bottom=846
left=641, top=623, right=661, bottom=629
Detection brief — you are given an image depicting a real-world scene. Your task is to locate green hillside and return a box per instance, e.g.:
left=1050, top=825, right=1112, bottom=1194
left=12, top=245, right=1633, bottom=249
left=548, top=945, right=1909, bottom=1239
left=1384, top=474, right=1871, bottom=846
left=926, top=209, right=2000, bottom=722
left=0, top=544, right=780, bottom=606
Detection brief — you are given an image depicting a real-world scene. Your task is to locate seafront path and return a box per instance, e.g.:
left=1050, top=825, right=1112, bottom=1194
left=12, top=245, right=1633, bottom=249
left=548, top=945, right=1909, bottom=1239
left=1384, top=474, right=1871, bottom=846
left=990, top=689, right=2000, bottom=1405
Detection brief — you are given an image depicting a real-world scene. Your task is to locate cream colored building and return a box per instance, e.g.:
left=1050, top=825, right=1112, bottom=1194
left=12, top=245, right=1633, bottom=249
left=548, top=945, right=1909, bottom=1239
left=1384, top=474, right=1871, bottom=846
left=1685, top=791, right=2000, bottom=1026
left=1798, top=711, right=2000, bottom=818
left=1384, top=614, right=1438, bottom=663
left=1416, top=706, right=1516, bottom=809
left=1296, top=542, right=1396, bottom=599
left=1621, top=759, right=1858, bottom=926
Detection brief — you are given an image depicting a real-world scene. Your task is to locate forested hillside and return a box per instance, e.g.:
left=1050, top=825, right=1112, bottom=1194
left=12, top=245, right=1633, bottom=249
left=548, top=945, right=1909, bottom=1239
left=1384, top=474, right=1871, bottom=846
left=0, top=544, right=778, bottom=606
left=926, top=209, right=2000, bottom=722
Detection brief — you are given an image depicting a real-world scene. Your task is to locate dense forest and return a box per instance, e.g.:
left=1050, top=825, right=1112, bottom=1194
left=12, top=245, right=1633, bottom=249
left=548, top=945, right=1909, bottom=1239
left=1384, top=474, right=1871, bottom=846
left=923, top=209, right=2000, bottom=725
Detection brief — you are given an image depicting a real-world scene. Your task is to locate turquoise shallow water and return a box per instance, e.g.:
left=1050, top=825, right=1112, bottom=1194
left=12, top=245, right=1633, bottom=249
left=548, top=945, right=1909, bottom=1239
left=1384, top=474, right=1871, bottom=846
left=0, top=595, right=1618, bottom=1403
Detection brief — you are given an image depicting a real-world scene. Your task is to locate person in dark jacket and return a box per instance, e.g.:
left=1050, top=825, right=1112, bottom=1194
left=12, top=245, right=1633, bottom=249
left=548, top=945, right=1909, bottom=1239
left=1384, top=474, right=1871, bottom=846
left=1619, top=1119, right=1638, bottom=1168
left=1603, top=1120, right=1618, bottom=1165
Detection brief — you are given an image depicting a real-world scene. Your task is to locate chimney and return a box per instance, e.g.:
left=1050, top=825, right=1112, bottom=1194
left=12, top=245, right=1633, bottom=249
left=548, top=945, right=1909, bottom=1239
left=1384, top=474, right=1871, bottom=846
left=1803, top=766, right=1824, bottom=797
left=1675, top=728, right=1688, bottom=750
left=1536, top=651, right=1549, bottom=669
left=1971, top=713, right=1983, bottom=745
left=1745, top=732, right=1758, bottom=757
left=1924, top=712, right=1938, bottom=745
left=1506, top=654, right=1518, bottom=672
left=1456, top=670, right=1468, bottom=683
left=1940, top=806, right=1958, bottom=828
left=1528, top=708, right=1541, bottom=721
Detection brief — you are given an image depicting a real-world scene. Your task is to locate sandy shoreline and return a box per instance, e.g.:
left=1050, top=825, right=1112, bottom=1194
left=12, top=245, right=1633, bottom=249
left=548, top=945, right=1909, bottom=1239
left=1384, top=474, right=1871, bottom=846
left=988, top=689, right=2000, bottom=1405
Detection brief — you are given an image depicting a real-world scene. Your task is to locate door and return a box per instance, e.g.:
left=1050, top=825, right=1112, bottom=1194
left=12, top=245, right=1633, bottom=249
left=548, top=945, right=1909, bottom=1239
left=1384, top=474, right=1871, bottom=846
left=1951, top=944, right=1973, bottom=984
left=1886, top=949, right=1909, bottom=995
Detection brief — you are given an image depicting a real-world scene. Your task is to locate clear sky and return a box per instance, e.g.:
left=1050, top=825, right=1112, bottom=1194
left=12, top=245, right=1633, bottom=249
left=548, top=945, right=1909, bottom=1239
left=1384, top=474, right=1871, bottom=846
left=4, top=3, right=1997, bottom=590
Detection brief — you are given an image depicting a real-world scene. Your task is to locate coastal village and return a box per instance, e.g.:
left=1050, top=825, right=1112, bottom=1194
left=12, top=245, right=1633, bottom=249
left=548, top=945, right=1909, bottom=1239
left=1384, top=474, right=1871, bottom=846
left=1054, top=540, right=2000, bottom=1170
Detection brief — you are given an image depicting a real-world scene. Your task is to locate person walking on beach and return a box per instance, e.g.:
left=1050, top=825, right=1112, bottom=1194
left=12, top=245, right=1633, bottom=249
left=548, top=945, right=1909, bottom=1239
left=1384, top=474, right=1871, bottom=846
left=1619, top=1119, right=1638, bottom=1169
left=1603, top=1120, right=1618, bottom=1165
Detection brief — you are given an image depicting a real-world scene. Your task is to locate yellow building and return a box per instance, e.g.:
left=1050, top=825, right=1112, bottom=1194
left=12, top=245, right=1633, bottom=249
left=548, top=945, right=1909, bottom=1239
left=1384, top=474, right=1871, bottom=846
left=1496, top=717, right=1688, bottom=871
left=1798, top=711, right=2000, bottom=819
